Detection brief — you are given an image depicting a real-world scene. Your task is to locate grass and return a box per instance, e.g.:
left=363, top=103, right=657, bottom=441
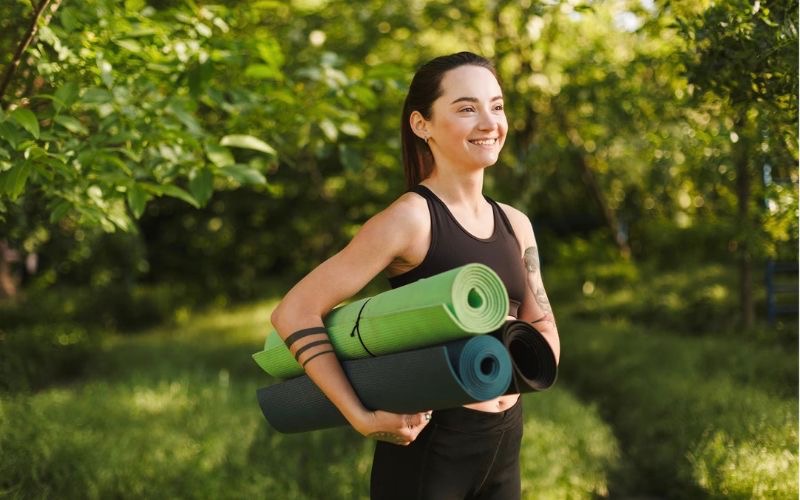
left=558, top=315, right=798, bottom=499
left=0, top=300, right=620, bottom=499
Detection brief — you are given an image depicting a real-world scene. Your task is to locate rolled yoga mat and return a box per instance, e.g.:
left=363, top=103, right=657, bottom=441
left=253, top=263, right=509, bottom=379
left=256, top=335, right=513, bottom=433
left=491, top=320, right=558, bottom=394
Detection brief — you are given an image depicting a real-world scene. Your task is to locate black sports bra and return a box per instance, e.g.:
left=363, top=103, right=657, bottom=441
left=388, top=185, right=527, bottom=318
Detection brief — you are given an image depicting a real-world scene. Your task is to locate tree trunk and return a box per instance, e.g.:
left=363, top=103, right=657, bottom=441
left=734, top=112, right=755, bottom=328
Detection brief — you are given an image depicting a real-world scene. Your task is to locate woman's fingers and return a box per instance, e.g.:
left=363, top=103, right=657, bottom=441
left=367, top=431, right=410, bottom=445
left=365, top=410, right=433, bottom=445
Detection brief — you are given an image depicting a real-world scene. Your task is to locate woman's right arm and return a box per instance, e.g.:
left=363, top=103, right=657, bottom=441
left=270, top=194, right=430, bottom=444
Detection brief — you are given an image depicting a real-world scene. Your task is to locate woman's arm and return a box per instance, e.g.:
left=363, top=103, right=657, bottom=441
left=270, top=194, right=430, bottom=444
left=499, top=204, right=560, bottom=364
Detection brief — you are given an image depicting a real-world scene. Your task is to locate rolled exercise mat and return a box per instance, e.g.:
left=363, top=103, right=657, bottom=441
left=257, top=335, right=513, bottom=433
left=253, top=263, right=509, bottom=379
left=491, top=320, right=558, bottom=393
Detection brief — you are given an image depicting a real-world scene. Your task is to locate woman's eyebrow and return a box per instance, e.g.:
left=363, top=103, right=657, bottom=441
left=449, top=95, right=504, bottom=105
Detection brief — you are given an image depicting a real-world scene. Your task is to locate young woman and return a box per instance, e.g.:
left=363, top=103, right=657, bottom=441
left=270, top=51, right=560, bottom=500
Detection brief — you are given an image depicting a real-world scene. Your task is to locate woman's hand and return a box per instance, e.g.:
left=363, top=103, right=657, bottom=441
left=352, top=409, right=432, bottom=446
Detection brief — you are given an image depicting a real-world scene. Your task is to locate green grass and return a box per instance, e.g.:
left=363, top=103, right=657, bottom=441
left=0, top=300, right=619, bottom=499
left=558, top=315, right=798, bottom=499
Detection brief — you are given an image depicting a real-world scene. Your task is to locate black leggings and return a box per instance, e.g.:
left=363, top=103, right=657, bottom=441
left=370, top=399, right=523, bottom=500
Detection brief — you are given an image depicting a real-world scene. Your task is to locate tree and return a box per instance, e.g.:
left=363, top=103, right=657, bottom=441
left=673, top=0, right=799, bottom=327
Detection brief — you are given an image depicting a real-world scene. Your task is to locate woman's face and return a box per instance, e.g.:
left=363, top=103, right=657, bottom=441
left=426, top=65, right=508, bottom=171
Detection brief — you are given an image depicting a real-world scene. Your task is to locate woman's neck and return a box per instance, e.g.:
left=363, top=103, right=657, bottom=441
left=421, top=168, right=486, bottom=212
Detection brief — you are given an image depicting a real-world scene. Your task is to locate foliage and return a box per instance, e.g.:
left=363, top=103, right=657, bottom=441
left=0, top=0, right=796, bottom=309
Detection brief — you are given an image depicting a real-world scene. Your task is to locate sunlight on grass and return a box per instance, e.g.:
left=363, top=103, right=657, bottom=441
left=691, top=429, right=799, bottom=498
left=1, top=298, right=625, bottom=499
left=521, top=389, right=620, bottom=499
left=561, top=316, right=799, bottom=498
left=130, top=381, right=191, bottom=415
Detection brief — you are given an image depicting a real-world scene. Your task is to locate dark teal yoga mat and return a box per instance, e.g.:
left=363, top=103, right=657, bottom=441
left=491, top=320, right=558, bottom=394
left=257, top=335, right=513, bottom=433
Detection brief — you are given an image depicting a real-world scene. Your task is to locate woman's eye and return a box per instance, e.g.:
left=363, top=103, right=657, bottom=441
left=495, top=104, right=504, bottom=111
left=460, top=107, right=475, bottom=113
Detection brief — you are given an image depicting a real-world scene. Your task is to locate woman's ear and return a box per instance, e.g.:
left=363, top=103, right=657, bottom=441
left=409, top=110, right=430, bottom=142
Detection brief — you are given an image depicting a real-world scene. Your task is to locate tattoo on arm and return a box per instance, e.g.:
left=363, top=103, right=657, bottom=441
left=524, top=245, right=553, bottom=316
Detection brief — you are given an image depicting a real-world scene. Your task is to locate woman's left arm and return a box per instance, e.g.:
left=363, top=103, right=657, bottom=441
left=501, top=204, right=561, bottom=364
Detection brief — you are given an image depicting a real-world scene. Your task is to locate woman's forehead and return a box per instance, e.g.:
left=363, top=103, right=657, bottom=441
left=439, top=65, right=502, bottom=100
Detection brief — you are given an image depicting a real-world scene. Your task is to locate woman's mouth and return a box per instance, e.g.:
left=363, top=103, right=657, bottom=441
left=468, top=138, right=499, bottom=146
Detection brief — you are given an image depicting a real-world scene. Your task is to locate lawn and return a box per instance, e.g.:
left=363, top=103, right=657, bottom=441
left=1, top=301, right=619, bottom=499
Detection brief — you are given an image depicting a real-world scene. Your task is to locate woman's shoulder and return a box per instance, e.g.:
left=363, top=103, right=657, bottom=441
left=495, top=201, right=534, bottom=244
left=363, top=190, right=430, bottom=239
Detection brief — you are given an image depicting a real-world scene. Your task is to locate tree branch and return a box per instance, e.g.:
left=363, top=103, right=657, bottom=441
left=0, top=0, right=53, bottom=110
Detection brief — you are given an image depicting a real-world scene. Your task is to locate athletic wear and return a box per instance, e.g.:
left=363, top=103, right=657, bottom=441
left=388, top=184, right=527, bottom=317
left=371, top=184, right=526, bottom=500
left=370, top=400, right=523, bottom=500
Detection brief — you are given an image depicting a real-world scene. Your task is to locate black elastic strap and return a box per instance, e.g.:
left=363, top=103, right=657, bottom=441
left=284, top=326, right=328, bottom=349
left=350, top=298, right=376, bottom=357
left=294, top=339, right=332, bottom=361
left=301, top=349, right=335, bottom=368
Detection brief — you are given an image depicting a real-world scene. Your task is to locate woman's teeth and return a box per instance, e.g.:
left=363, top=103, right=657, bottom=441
left=469, top=138, right=497, bottom=145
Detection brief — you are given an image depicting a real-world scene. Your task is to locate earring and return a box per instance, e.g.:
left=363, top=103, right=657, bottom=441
left=425, top=136, right=430, bottom=145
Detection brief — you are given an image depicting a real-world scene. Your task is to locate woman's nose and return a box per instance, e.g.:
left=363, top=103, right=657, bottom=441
left=477, top=108, right=499, bottom=130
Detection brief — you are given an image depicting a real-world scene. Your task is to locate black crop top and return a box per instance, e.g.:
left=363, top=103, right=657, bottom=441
left=388, top=184, right=528, bottom=318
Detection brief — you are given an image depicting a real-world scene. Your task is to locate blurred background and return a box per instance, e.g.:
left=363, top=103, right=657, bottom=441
left=0, top=0, right=797, bottom=498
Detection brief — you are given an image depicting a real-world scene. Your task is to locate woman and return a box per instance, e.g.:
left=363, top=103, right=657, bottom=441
left=270, top=51, right=560, bottom=500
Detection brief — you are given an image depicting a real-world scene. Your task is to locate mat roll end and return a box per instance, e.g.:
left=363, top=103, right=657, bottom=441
left=492, top=320, right=558, bottom=394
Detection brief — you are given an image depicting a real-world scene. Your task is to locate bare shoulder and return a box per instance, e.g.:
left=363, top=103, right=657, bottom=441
left=353, top=190, right=429, bottom=258
left=496, top=201, right=535, bottom=247
left=380, top=191, right=429, bottom=231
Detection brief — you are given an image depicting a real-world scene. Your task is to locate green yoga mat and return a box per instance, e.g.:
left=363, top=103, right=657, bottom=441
left=492, top=320, right=558, bottom=394
left=253, top=263, right=509, bottom=379
left=256, top=335, right=513, bottom=433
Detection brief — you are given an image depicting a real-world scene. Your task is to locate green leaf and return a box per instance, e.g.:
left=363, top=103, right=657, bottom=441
left=160, top=184, right=200, bottom=208
left=167, top=101, right=203, bottom=134
left=10, top=109, right=39, bottom=139
left=54, top=115, right=89, bottom=135
left=54, top=82, right=80, bottom=111
left=81, top=87, right=113, bottom=104
left=114, top=39, right=143, bottom=52
left=0, top=162, right=32, bottom=199
left=98, top=58, right=114, bottom=88
left=189, top=167, right=214, bottom=205
left=127, top=184, right=149, bottom=218
left=219, top=164, right=267, bottom=185
left=340, top=122, right=366, bottom=138
left=220, top=134, right=276, bottom=155
left=0, top=122, right=23, bottom=149
left=206, top=144, right=234, bottom=167
left=50, top=200, right=71, bottom=223
left=319, top=119, right=338, bottom=141
left=245, top=64, right=281, bottom=80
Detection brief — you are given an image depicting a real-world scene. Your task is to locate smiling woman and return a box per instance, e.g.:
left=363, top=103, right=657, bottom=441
left=269, top=52, right=560, bottom=500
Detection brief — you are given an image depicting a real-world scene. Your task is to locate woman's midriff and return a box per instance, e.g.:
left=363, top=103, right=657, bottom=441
left=463, top=393, right=520, bottom=413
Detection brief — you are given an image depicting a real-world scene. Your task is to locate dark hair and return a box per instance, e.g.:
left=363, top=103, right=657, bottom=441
left=401, top=51, right=500, bottom=189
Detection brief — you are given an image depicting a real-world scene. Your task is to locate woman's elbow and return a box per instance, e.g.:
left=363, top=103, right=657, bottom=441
left=270, top=300, right=287, bottom=334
